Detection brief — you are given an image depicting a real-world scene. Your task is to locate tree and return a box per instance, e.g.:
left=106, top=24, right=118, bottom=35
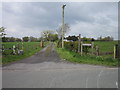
left=9, top=37, right=16, bottom=42
left=41, top=30, right=58, bottom=41
left=66, top=35, right=78, bottom=41
left=82, top=37, right=88, bottom=41
left=16, top=38, right=22, bottom=42
left=2, top=37, right=9, bottom=42
left=56, top=23, right=70, bottom=39
left=38, top=37, right=44, bottom=42
left=91, top=38, right=95, bottom=41
left=0, top=27, right=6, bottom=37
left=41, top=30, right=53, bottom=41
left=49, top=34, right=58, bottom=42
left=97, top=36, right=113, bottom=41
left=22, top=37, right=29, bottom=42
left=29, top=36, right=38, bottom=42
left=97, top=36, right=102, bottom=41
left=103, top=36, right=113, bottom=41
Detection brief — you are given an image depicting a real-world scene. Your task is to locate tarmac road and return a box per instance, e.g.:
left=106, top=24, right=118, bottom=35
left=2, top=43, right=118, bottom=88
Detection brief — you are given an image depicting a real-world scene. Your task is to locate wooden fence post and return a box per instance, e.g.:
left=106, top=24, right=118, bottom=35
left=40, top=41, right=43, bottom=48
left=114, top=44, right=120, bottom=59
left=91, top=42, right=94, bottom=55
left=114, top=45, right=116, bottom=59
left=96, top=46, right=99, bottom=56
left=78, top=34, right=81, bottom=53
left=118, top=44, right=120, bottom=58
left=22, top=42, right=24, bottom=50
left=2, top=45, right=5, bottom=52
left=81, top=41, right=83, bottom=56
left=42, top=42, right=44, bottom=48
left=13, top=45, right=16, bottom=55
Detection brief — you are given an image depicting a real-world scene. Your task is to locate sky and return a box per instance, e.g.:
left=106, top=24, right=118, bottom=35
left=1, top=2, right=118, bottom=39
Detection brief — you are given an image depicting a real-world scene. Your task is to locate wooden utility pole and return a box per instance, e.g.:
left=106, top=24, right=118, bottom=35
left=62, top=4, right=66, bottom=49
left=78, top=34, right=81, bottom=53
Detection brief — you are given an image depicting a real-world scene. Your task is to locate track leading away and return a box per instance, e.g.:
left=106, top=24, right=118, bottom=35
left=2, top=43, right=118, bottom=88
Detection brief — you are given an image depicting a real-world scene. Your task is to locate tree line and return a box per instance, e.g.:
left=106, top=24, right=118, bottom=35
left=0, top=26, right=114, bottom=42
left=65, top=35, right=114, bottom=41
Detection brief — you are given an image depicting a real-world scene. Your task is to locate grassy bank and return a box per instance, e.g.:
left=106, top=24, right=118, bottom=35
left=56, top=48, right=120, bottom=67
left=2, top=42, right=43, bottom=64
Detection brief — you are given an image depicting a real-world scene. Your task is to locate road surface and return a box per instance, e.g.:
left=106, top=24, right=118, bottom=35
left=2, top=43, right=118, bottom=88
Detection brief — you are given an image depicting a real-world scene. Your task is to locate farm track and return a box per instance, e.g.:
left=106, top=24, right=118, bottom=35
left=2, top=43, right=118, bottom=88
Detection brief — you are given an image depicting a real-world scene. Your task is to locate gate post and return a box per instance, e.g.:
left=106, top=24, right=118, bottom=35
left=81, top=41, right=83, bottom=56
left=13, top=45, right=16, bottom=55
left=91, top=42, right=94, bottom=55
left=78, top=34, right=81, bottom=53
left=114, top=44, right=120, bottom=59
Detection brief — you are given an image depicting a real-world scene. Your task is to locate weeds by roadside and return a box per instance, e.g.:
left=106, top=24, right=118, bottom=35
left=56, top=48, right=120, bottom=67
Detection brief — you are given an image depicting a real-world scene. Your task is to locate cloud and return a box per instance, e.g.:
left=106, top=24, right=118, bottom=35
left=2, top=2, right=118, bottom=39
left=70, top=21, right=118, bottom=39
left=0, top=2, right=2, bottom=27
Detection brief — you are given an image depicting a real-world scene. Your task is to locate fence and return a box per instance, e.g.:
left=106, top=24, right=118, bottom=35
left=57, top=41, right=117, bottom=58
left=2, top=42, right=41, bottom=55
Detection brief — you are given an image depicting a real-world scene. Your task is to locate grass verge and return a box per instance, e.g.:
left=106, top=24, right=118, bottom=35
left=56, top=48, right=120, bottom=67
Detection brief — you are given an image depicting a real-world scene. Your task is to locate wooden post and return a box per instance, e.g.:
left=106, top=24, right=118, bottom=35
left=62, top=5, right=66, bottom=49
left=118, top=44, right=120, bottom=58
left=17, top=43, right=20, bottom=55
left=81, top=41, right=83, bottom=56
left=78, top=34, right=81, bottom=53
left=91, top=42, right=94, bottom=55
left=96, top=46, right=99, bottom=56
left=17, top=43, right=20, bottom=50
left=42, top=42, right=44, bottom=48
left=22, top=42, right=24, bottom=50
left=114, top=45, right=116, bottom=59
left=2, top=45, right=5, bottom=52
left=40, top=41, right=43, bottom=48
left=114, top=44, right=120, bottom=59
left=13, top=45, right=16, bottom=55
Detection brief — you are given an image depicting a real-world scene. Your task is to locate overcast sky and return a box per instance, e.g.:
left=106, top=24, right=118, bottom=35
left=2, top=2, right=118, bottom=39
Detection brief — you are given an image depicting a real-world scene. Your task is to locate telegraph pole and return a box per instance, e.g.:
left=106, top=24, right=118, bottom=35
left=62, top=4, right=66, bottom=48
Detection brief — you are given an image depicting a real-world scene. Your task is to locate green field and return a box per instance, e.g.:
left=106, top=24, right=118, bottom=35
left=94, top=41, right=118, bottom=52
left=91, top=41, right=118, bottom=58
left=56, top=41, right=120, bottom=67
left=2, top=42, right=43, bottom=64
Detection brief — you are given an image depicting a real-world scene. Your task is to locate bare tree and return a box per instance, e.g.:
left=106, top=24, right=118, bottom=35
left=56, top=23, right=70, bottom=39
left=41, top=30, right=58, bottom=41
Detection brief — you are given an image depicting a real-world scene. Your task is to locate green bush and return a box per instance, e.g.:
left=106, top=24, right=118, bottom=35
left=105, top=58, right=114, bottom=62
